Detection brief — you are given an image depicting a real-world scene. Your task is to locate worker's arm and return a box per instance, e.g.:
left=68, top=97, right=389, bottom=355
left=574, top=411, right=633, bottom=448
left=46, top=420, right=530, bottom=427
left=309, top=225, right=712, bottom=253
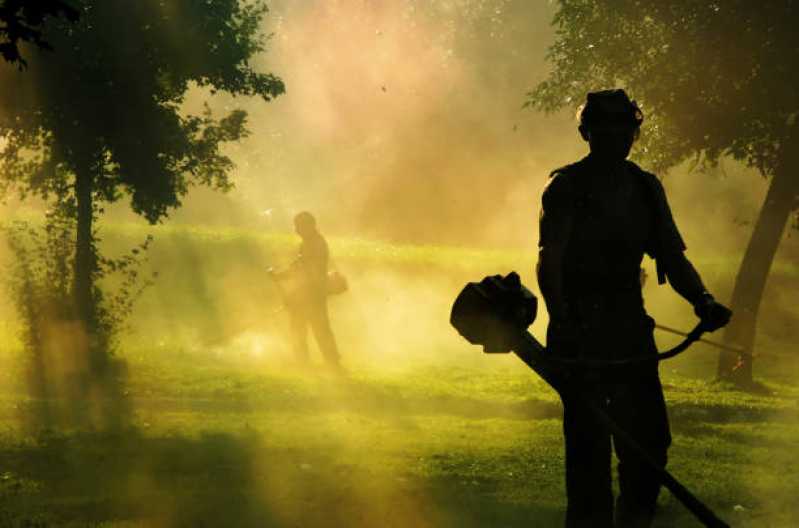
left=287, top=238, right=317, bottom=275
left=269, top=241, right=307, bottom=280
left=649, top=179, right=732, bottom=332
left=537, top=245, right=570, bottom=323
left=661, top=252, right=706, bottom=306
left=661, top=251, right=731, bottom=332
left=536, top=175, right=574, bottom=324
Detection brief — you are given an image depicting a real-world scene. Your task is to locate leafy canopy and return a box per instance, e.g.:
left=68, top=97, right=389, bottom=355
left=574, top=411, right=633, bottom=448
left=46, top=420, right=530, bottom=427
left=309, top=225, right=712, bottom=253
left=0, top=0, right=285, bottom=222
left=0, top=0, right=79, bottom=66
left=527, top=0, right=798, bottom=176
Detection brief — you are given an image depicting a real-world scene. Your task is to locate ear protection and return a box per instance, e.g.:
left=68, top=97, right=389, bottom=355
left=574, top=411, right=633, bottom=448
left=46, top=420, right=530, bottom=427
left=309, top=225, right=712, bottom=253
left=577, top=89, right=644, bottom=140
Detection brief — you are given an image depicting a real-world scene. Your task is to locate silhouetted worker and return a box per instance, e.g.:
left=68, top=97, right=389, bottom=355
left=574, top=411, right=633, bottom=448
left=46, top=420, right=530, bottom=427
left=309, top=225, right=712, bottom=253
left=272, top=212, right=341, bottom=370
left=537, top=90, right=731, bottom=528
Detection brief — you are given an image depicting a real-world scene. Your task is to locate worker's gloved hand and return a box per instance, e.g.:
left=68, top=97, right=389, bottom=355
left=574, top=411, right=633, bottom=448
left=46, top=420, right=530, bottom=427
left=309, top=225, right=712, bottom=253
left=498, top=272, right=537, bottom=330
left=693, top=293, right=732, bottom=332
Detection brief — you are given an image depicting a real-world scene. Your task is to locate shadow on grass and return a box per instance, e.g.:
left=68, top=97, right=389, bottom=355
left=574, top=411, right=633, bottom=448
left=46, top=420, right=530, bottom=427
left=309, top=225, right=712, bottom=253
left=21, top=359, right=133, bottom=436
left=425, top=476, right=565, bottom=527
left=0, top=427, right=568, bottom=528
left=0, top=429, right=279, bottom=527
left=668, top=399, right=799, bottom=428
left=124, top=371, right=799, bottom=429
left=123, top=373, right=565, bottom=423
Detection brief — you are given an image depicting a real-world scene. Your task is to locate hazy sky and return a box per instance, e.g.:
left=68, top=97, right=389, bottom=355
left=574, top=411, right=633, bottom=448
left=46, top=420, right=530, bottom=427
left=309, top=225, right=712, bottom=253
left=174, top=0, right=588, bottom=246
left=163, top=0, right=780, bottom=257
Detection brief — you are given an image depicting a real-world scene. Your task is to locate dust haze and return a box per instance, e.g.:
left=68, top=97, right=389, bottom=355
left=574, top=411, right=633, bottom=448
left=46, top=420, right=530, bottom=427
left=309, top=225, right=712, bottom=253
left=0, top=2, right=796, bottom=526
left=157, top=0, right=795, bottom=360
left=0, top=0, right=794, bottom=382
left=2, top=0, right=796, bottom=371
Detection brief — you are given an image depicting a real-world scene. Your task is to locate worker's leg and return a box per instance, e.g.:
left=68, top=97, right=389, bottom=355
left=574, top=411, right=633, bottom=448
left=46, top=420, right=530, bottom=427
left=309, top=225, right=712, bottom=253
left=610, top=375, right=671, bottom=528
left=289, top=307, right=310, bottom=364
left=562, top=388, right=614, bottom=528
left=308, top=299, right=340, bottom=365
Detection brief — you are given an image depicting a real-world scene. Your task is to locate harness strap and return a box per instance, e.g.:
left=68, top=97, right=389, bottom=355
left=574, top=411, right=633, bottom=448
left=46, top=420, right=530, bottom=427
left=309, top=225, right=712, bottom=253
left=544, top=322, right=706, bottom=369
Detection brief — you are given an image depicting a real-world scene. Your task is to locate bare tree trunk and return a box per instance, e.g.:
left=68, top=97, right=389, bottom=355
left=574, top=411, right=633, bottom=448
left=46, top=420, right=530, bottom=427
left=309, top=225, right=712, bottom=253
left=73, top=164, right=103, bottom=372
left=718, top=150, right=799, bottom=383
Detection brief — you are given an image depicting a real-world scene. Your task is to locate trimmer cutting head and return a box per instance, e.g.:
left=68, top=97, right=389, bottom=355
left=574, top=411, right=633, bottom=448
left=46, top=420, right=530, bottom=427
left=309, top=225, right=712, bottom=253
left=449, top=272, right=537, bottom=353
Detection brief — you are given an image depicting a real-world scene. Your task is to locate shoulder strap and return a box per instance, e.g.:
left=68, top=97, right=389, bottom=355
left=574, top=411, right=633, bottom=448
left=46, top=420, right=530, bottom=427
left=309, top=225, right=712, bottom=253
left=548, top=157, right=588, bottom=180
left=626, top=161, right=669, bottom=285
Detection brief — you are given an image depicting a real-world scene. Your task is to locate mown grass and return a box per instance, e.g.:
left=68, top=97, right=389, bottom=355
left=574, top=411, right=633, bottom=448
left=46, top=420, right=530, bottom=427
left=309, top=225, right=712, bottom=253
left=0, top=222, right=796, bottom=527
left=0, top=350, right=796, bottom=527
left=98, top=221, right=799, bottom=278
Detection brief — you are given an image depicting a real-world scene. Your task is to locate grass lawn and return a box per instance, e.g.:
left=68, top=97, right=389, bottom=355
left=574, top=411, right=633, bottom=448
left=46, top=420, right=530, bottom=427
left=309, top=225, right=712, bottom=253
left=0, top=347, right=796, bottom=528
left=0, top=223, right=795, bottom=527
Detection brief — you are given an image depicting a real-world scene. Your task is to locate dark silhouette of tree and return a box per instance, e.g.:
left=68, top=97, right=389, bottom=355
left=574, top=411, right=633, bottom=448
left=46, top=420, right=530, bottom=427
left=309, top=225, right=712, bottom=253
left=527, top=0, right=799, bottom=385
left=0, top=0, right=284, bottom=373
left=0, top=0, right=78, bottom=66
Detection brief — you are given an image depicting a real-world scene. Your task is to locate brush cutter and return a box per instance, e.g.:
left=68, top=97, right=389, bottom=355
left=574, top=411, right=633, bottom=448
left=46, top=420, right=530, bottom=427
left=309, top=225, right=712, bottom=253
left=450, top=272, right=730, bottom=528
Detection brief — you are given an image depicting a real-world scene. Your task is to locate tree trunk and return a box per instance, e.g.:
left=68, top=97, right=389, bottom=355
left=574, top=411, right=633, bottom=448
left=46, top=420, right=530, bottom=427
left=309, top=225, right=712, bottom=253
left=717, top=152, right=799, bottom=383
left=73, top=164, right=103, bottom=372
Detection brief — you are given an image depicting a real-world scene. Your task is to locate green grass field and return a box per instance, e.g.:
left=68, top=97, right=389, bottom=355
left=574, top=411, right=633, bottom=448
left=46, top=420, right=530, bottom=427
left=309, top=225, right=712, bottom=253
left=0, top=224, right=796, bottom=527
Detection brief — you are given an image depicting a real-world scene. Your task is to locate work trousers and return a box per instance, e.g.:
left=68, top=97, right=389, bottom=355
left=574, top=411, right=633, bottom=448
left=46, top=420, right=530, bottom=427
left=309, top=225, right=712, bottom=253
left=288, top=295, right=339, bottom=365
left=561, top=376, right=671, bottom=528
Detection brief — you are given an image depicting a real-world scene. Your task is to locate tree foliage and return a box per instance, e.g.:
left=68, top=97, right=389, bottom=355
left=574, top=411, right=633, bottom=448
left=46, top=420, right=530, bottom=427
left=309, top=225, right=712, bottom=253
left=0, top=0, right=79, bottom=66
left=0, top=0, right=284, bottom=378
left=527, top=0, right=798, bottom=177
left=527, top=1, right=799, bottom=384
left=0, top=0, right=284, bottom=222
